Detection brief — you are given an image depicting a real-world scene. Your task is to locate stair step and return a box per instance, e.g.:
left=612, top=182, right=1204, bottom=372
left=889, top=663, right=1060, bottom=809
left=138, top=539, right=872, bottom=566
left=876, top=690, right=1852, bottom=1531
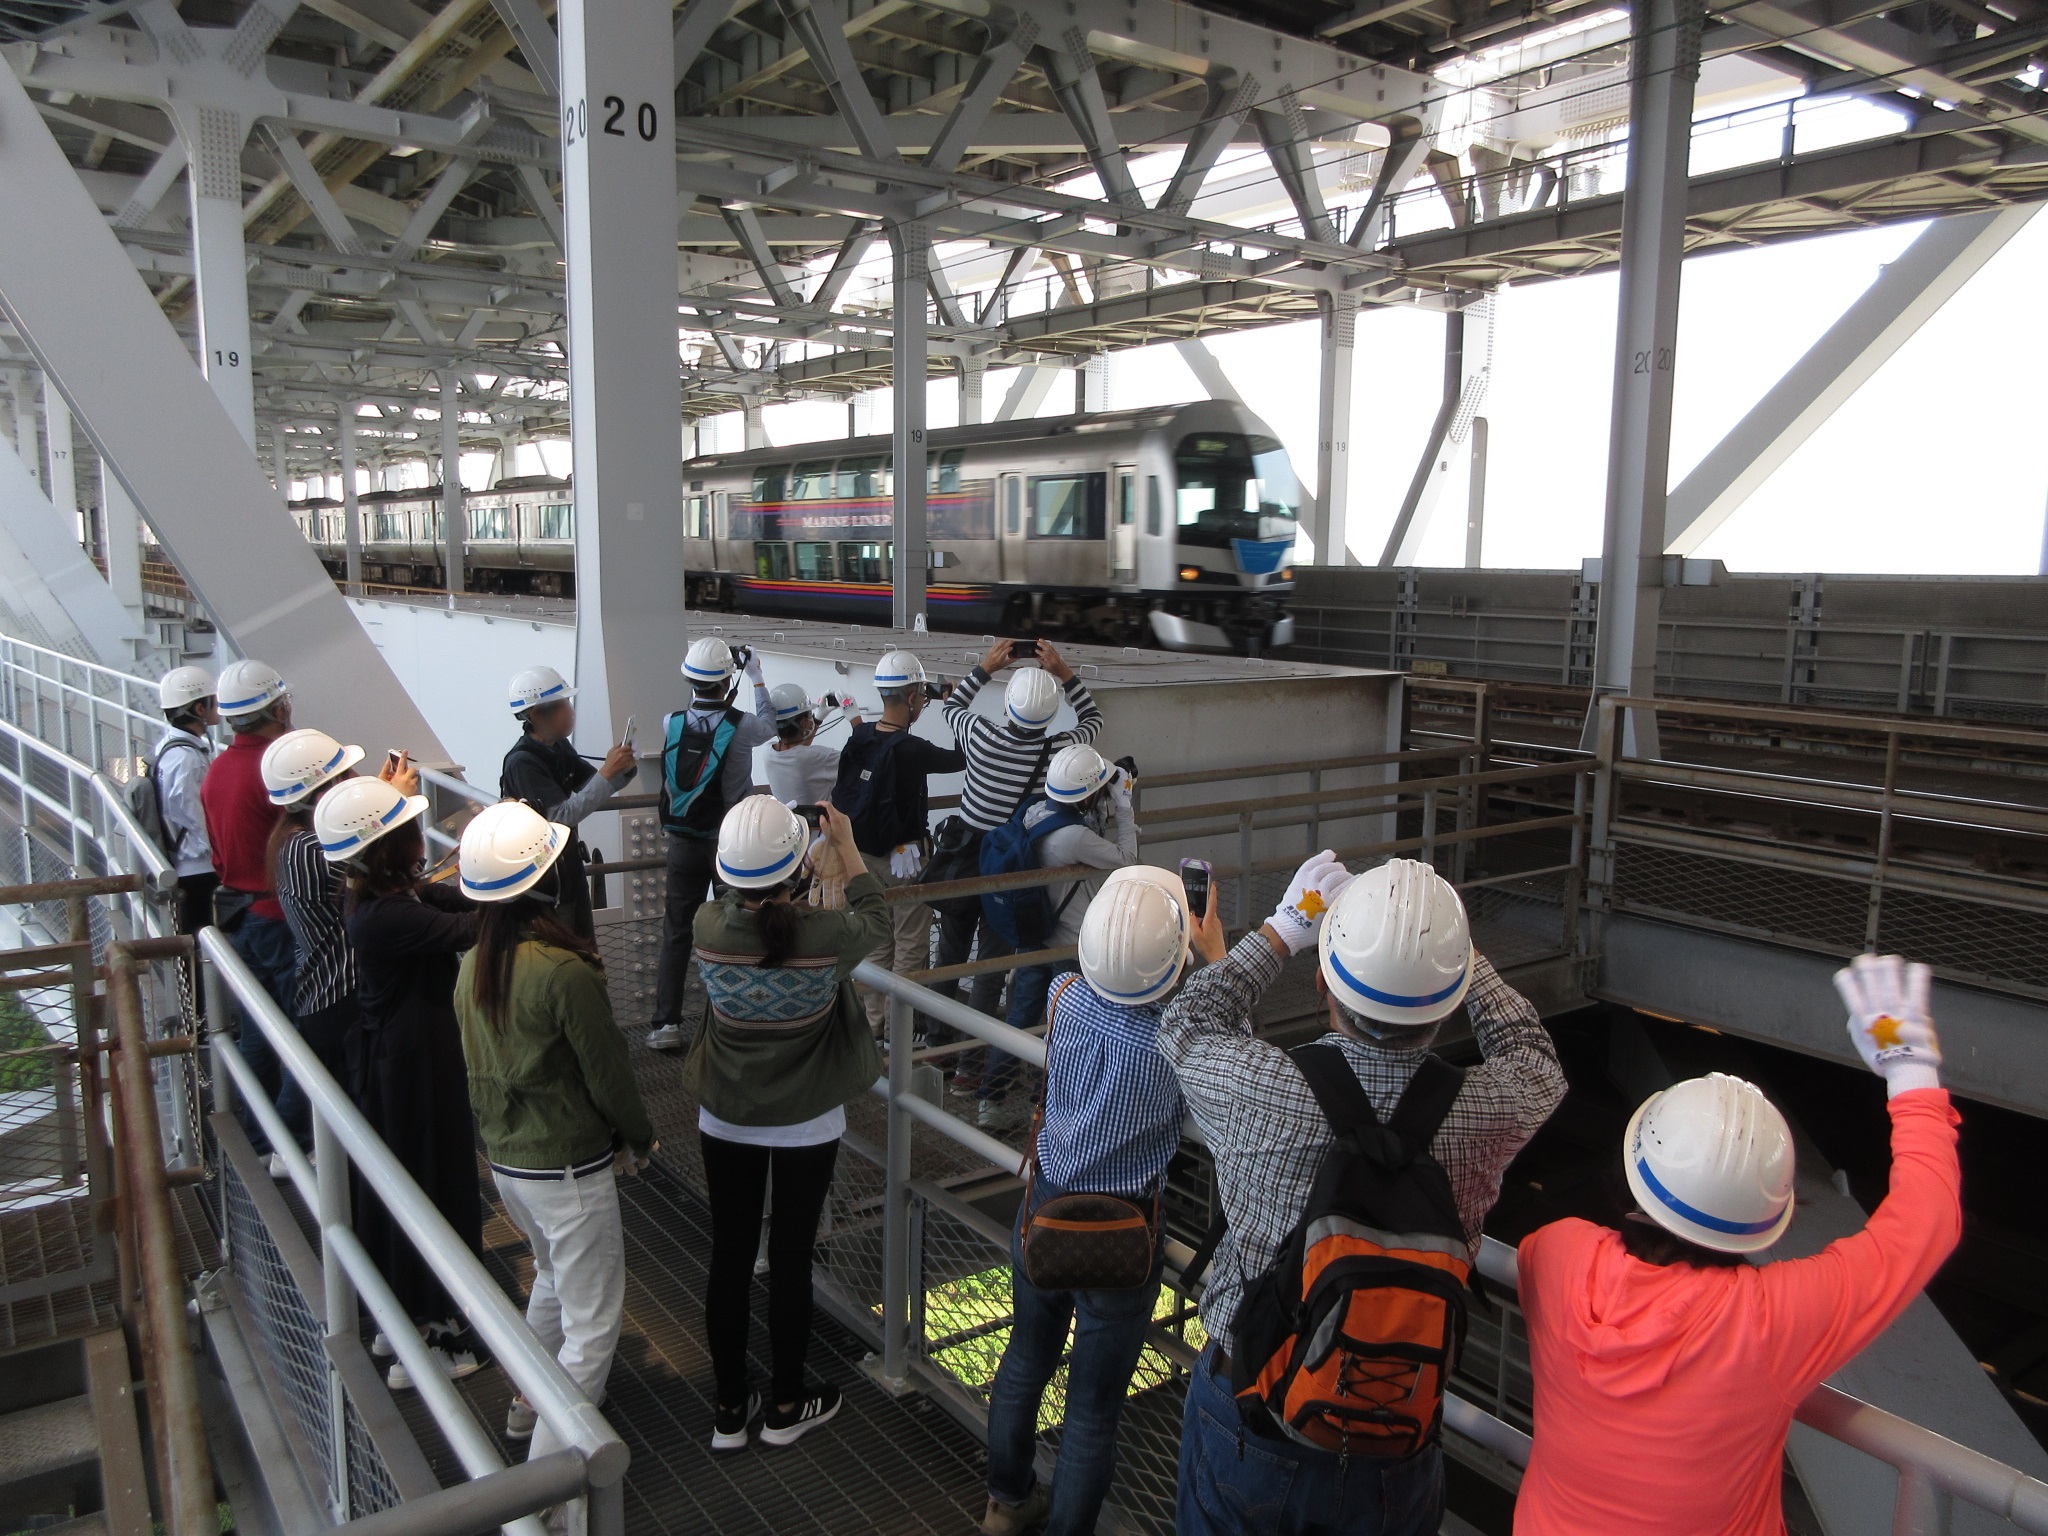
left=0, top=1394, right=98, bottom=1486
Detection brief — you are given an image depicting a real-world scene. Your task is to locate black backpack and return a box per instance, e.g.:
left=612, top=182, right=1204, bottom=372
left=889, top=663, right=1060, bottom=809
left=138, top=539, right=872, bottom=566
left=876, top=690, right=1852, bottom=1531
left=832, top=725, right=914, bottom=856
left=128, top=737, right=205, bottom=862
left=661, top=707, right=742, bottom=837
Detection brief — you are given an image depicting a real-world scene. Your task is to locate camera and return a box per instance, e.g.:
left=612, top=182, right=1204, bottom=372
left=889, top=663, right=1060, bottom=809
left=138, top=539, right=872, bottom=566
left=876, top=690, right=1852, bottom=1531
left=793, top=803, right=826, bottom=828
left=1013, top=637, right=1041, bottom=659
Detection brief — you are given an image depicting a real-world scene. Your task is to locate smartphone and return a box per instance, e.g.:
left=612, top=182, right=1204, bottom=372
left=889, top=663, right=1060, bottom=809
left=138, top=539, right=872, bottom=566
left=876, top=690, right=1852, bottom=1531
left=386, top=748, right=406, bottom=772
left=793, top=803, right=826, bottom=828
left=621, top=714, right=637, bottom=749
left=1013, top=637, right=1040, bottom=659
left=1180, top=858, right=1214, bottom=920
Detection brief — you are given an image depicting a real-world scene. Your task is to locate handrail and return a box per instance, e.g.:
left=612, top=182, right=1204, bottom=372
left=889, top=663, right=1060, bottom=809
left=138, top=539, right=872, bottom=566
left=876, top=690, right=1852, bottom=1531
left=1599, top=692, right=2048, bottom=755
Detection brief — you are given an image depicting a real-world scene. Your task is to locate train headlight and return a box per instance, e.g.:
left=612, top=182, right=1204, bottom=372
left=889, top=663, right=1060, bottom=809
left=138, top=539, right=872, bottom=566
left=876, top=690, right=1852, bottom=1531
left=1178, top=566, right=1200, bottom=583
left=1280, top=567, right=1293, bottom=580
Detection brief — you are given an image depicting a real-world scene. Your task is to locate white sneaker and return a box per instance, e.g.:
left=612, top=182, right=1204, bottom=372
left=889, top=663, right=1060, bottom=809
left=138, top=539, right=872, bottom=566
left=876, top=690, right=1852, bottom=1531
left=386, top=1341, right=482, bottom=1391
left=645, top=1024, right=687, bottom=1052
left=370, top=1332, right=395, bottom=1359
left=268, top=1152, right=291, bottom=1180
left=505, top=1395, right=538, bottom=1439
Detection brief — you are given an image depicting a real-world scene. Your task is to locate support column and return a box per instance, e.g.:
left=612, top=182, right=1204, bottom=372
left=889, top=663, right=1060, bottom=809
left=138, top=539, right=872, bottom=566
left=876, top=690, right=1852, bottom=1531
left=1081, top=354, right=1110, bottom=413
left=1586, top=0, right=1704, bottom=758
left=43, top=383, right=77, bottom=536
left=741, top=398, right=768, bottom=449
left=890, top=221, right=929, bottom=633
left=559, top=0, right=685, bottom=748
left=182, top=109, right=258, bottom=448
left=437, top=372, right=465, bottom=593
left=958, top=357, right=985, bottom=426
left=270, top=424, right=287, bottom=495
left=1464, top=417, right=1489, bottom=567
left=101, top=461, right=144, bottom=623
left=9, top=374, right=37, bottom=481
left=1313, top=291, right=1358, bottom=566
left=339, top=405, right=363, bottom=594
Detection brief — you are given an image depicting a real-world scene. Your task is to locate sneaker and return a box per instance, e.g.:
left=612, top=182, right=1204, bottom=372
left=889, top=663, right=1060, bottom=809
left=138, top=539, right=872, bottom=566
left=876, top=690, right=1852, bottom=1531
left=386, top=1341, right=481, bottom=1391
left=268, top=1152, right=291, bottom=1180
left=759, top=1383, right=841, bottom=1447
left=505, top=1395, right=538, bottom=1440
left=979, top=1483, right=1052, bottom=1536
left=428, top=1319, right=489, bottom=1379
left=645, top=1024, right=687, bottom=1052
left=710, top=1391, right=760, bottom=1452
left=370, top=1332, right=395, bottom=1359
left=976, top=1097, right=1027, bottom=1132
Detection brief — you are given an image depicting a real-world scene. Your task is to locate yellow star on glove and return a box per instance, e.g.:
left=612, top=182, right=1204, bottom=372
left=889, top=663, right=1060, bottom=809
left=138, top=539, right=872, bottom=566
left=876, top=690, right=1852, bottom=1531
left=1868, top=1013, right=1906, bottom=1049
left=1295, top=888, right=1328, bottom=921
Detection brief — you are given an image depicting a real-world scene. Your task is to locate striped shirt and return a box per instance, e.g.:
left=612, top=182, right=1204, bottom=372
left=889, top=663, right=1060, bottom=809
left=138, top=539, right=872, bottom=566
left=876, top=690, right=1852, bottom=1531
left=1159, top=939, right=1566, bottom=1342
left=1036, top=973, right=1184, bottom=1200
left=275, top=827, right=358, bottom=1014
left=942, top=668, right=1103, bottom=830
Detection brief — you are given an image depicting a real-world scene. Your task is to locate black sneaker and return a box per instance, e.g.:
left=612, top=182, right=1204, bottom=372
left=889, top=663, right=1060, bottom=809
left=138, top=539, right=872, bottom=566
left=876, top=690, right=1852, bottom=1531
left=711, top=1391, right=760, bottom=1452
left=760, top=1383, right=841, bottom=1447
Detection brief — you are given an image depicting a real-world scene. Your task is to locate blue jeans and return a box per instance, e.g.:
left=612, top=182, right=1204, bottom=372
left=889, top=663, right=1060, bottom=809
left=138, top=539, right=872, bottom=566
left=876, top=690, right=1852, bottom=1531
left=986, top=1194, right=1163, bottom=1536
left=983, top=962, right=1060, bottom=1103
left=1176, top=1344, right=1443, bottom=1536
left=226, top=914, right=298, bottom=1154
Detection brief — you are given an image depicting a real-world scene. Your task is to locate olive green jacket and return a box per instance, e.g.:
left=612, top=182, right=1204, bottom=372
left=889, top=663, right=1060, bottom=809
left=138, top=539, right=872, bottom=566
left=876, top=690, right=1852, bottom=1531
left=454, top=938, right=654, bottom=1168
left=684, top=871, right=889, bottom=1127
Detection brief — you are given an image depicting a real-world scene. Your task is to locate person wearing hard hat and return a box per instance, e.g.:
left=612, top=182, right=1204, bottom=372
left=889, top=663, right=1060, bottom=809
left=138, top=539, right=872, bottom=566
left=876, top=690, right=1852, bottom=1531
left=452, top=802, right=654, bottom=1451
left=501, top=665, right=638, bottom=941
left=762, top=682, right=846, bottom=808
left=831, top=650, right=965, bottom=1035
left=645, top=636, right=778, bottom=1053
left=153, top=666, right=220, bottom=934
left=1160, top=855, right=1566, bottom=1536
left=980, top=865, right=1212, bottom=1536
left=1512, top=954, right=1962, bottom=1536
left=317, top=776, right=491, bottom=1391
left=933, top=638, right=1103, bottom=1024
left=686, top=797, right=888, bottom=1453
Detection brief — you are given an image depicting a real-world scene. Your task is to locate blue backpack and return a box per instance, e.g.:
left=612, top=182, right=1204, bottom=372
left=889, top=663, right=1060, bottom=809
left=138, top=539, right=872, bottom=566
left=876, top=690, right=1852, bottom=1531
left=662, top=707, right=741, bottom=837
left=979, top=800, right=1083, bottom=949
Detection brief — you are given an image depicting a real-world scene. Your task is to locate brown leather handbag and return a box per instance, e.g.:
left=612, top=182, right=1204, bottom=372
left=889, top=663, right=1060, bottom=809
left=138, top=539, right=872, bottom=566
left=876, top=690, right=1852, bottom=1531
left=1018, top=977, right=1163, bottom=1292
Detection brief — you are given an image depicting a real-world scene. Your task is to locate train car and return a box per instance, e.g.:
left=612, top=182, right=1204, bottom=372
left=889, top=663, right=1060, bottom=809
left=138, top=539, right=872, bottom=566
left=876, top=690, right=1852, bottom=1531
left=297, top=476, right=577, bottom=594
left=685, top=401, right=1300, bottom=652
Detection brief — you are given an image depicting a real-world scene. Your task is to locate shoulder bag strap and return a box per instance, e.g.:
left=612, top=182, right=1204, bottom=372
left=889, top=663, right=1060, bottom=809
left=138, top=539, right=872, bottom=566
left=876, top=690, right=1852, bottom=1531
left=1384, top=1053, right=1467, bottom=1160
left=1287, top=1040, right=1386, bottom=1139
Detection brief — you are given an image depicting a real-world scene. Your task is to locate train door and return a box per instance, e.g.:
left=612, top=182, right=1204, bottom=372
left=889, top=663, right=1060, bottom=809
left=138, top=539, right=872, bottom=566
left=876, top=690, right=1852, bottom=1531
left=1111, top=465, right=1137, bottom=585
left=998, top=474, right=1025, bottom=582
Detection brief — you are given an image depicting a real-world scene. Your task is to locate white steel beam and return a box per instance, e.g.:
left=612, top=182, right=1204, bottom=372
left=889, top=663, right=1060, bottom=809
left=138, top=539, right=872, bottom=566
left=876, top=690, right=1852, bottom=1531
left=994, top=364, right=1060, bottom=422
left=489, top=0, right=561, bottom=99
left=0, top=433, right=148, bottom=665
left=43, top=383, right=79, bottom=532
left=560, top=0, right=686, bottom=752
left=1312, top=292, right=1358, bottom=566
left=180, top=104, right=259, bottom=445
left=100, top=467, right=144, bottom=625
left=339, top=402, right=363, bottom=593
left=0, top=63, right=445, bottom=754
left=891, top=222, right=929, bottom=632
left=924, top=17, right=1039, bottom=175
left=436, top=370, right=464, bottom=592
left=1664, top=204, right=2037, bottom=555
left=1378, top=308, right=1464, bottom=567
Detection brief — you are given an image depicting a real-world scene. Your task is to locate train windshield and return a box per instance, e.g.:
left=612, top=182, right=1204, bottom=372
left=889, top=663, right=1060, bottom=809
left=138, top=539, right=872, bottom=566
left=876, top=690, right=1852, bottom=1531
left=1172, top=433, right=1299, bottom=548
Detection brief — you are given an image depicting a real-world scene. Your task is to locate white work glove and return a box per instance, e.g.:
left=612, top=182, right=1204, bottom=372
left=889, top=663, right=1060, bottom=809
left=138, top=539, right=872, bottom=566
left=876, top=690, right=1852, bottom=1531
left=743, top=651, right=765, bottom=684
left=1266, top=850, right=1356, bottom=956
left=1834, top=953, right=1943, bottom=1097
left=1108, top=767, right=1134, bottom=808
left=889, top=843, right=923, bottom=880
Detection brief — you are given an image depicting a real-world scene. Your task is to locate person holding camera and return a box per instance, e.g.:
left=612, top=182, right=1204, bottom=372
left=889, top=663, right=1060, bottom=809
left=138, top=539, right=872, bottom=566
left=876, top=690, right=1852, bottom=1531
left=764, top=684, right=847, bottom=808
left=501, top=665, right=638, bottom=941
left=646, top=637, right=777, bottom=1053
left=832, top=650, right=965, bottom=1032
left=980, top=865, right=1212, bottom=1536
left=686, top=798, right=888, bottom=1452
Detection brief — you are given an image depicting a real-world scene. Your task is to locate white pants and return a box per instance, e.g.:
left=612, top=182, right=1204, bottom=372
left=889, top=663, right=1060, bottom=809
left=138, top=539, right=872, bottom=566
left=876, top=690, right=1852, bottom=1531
left=493, top=1163, right=626, bottom=1466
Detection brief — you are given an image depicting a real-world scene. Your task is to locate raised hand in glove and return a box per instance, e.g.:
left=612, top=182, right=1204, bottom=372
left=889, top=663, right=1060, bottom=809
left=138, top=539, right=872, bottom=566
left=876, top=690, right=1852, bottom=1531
left=1834, top=952, right=1942, bottom=1096
left=1264, top=850, right=1356, bottom=956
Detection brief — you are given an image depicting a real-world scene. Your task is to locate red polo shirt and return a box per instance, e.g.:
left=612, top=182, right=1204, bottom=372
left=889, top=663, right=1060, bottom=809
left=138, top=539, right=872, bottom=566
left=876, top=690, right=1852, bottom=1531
left=201, top=732, right=284, bottom=921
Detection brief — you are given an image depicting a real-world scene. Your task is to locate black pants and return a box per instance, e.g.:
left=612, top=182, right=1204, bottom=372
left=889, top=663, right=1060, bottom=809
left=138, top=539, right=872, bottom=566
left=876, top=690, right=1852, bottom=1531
left=650, top=833, right=719, bottom=1031
left=934, top=901, right=1013, bottom=1019
left=277, top=994, right=359, bottom=1151
left=700, top=1133, right=839, bottom=1408
left=174, top=872, right=219, bottom=937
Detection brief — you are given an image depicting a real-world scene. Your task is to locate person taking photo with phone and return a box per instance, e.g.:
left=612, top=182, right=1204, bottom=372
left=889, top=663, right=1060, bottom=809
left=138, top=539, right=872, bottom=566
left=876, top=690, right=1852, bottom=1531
left=502, top=666, right=639, bottom=941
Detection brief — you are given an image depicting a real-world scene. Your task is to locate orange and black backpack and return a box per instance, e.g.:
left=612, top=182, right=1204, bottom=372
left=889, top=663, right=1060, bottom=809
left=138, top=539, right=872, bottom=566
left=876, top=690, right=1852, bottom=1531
left=1228, top=1041, right=1470, bottom=1458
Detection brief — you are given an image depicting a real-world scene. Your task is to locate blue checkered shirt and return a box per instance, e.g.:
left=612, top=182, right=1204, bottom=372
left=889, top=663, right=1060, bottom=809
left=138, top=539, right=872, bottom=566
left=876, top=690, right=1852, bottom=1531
left=1035, top=975, right=1185, bottom=1201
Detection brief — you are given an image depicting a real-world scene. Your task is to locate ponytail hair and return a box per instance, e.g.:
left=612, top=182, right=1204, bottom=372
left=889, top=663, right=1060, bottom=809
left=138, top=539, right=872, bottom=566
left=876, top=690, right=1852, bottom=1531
left=744, top=878, right=805, bottom=968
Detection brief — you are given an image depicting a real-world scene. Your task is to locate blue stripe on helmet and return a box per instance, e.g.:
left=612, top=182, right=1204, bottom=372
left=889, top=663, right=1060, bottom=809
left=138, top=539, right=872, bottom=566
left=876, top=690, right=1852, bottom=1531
left=464, top=860, right=539, bottom=893
left=1324, top=948, right=1469, bottom=1010
left=319, top=832, right=363, bottom=853
left=536, top=681, right=566, bottom=700
left=1633, top=1154, right=1787, bottom=1236
left=718, top=846, right=798, bottom=881
left=268, top=744, right=351, bottom=802
left=219, top=689, right=274, bottom=711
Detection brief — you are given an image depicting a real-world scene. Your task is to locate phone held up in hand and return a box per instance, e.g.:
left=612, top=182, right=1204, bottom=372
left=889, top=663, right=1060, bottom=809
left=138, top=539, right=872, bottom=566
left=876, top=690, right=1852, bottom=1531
left=793, top=803, right=826, bottom=828
left=1179, top=858, right=1213, bottom=920
left=1013, top=637, right=1040, bottom=659
left=621, top=715, right=637, bottom=749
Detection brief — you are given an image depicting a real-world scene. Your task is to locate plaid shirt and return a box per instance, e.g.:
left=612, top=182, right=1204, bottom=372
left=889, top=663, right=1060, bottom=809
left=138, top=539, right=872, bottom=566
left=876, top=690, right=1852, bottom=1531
left=1159, top=936, right=1566, bottom=1343
left=1036, top=974, right=1185, bottom=1200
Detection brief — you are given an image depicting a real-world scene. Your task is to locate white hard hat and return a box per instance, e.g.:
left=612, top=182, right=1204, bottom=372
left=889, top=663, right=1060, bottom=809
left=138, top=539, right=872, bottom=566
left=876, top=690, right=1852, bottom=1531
left=1046, top=743, right=1114, bottom=804
left=509, top=665, right=575, bottom=716
left=217, top=659, right=288, bottom=720
left=770, top=682, right=814, bottom=723
left=1005, top=666, right=1061, bottom=730
left=312, top=776, right=429, bottom=863
left=459, top=800, right=571, bottom=903
left=158, top=665, right=216, bottom=714
left=260, top=728, right=364, bottom=807
left=875, top=650, right=926, bottom=692
left=715, top=795, right=808, bottom=889
left=1318, top=857, right=1472, bottom=1028
left=1625, top=1073, right=1795, bottom=1255
left=683, top=636, right=736, bottom=686
left=1078, top=866, right=1191, bottom=1007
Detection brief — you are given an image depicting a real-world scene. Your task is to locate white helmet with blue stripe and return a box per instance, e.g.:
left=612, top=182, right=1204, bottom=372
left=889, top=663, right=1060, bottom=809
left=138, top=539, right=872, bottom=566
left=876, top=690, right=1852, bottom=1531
left=1045, top=743, right=1114, bottom=804
left=312, top=776, right=429, bottom=864
left=458, top=800, right=570, bottom=903
left=260, top=728, right=365, bottom=807
left=1624, top=1074, right=1795, bottom=1254
left=1078, top=866, right=1191, bottom=1007
left=216, top=659, right=288, bottom=720
left=874, top=649, right=925, bottom=694
left=509, top=666, right=575, bottom=716
left=770, top=682, right=814, bottom=723
left=716, top=795, right=808, bottom=890
left=682, top=636, right=735, bottom=687
left=1005, top=666, right=1061, bottom=730
left=1318, top=857, right=1472, bottom=1028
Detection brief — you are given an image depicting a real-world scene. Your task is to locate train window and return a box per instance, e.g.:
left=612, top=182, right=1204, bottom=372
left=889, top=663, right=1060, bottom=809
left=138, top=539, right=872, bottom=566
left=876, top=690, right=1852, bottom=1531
left=792, top=461, right=835, bottom=500
left=1147, top=476, right=1162, bottom=536
left=1118, top=474, right=1135, bottom=527
left=838, top=542, right=891, bottom=583
left=753, top=467, right=787, bottom=504
left=929, top=449, right=965, bottom=494
left=1174, top=432, right=1301, bottom=547
left=793, top=542, right=834, bottom=580
left=1030, top=475, right=1105, bottom=539
left=469, top=504, right=513, bottom=541
left=535, top=503, right=574, bottom=539
left=1004, top=477, right=1022, bottom=535
left=839, top=457, right=885, bottom=499
left=685, top=496, right=707, bottom=539
left=755, top=542, right=791, bottom=579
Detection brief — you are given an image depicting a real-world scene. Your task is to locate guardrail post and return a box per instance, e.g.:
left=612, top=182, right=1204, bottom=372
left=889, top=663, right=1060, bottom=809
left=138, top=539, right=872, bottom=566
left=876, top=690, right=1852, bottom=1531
left=1867, top=728, right=1901, bottom=949
left=1306, top=768, right=1321, bottom=853
left=1565, top=771, right=1588, bottom=957
left=1586, top=696, right=1620, bottom=901
left=316, top=1107, right=355, bottom=1521
left=1420, top=788, right=1438, bottom=869
left=1891, top=1464, right=1952, bottom=1535
left=201, top=950, right=235, bottom=1253
left=1237, top=812, right=1254, bottom=927
left=879, top=992, right=914, bottom=1389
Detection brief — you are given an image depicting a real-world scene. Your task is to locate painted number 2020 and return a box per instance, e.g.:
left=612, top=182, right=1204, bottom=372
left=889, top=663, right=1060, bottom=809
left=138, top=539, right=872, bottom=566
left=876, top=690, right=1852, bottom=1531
left=1632, top=347, right=1674, bottom=374
left=564, top=97, right=659, bottom=146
